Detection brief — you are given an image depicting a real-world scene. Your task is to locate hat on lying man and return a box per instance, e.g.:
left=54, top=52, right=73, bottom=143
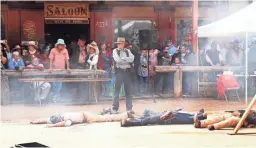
left=114, top=37, right=126, bottom=44
left=55, top=39, right=66, bottom=47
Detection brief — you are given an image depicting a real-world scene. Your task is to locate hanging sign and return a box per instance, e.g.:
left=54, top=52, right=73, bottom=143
left=44, top=3, right=90, bottom=18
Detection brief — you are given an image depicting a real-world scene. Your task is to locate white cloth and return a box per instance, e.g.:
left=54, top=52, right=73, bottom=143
left=33, top=82, right=51, bottom=100
left=113, top=48, right=134, bottom=69
left=87, top=53, right=99, bottom=70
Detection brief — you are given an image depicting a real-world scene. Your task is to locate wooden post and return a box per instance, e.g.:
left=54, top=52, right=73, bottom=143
left=1, top=76, right=9, bottom=105
left=192, top=0, right=198, bottom=53
left=174, top=69, right=182, bottom=98
left=233, top=95, right=256, bottom=134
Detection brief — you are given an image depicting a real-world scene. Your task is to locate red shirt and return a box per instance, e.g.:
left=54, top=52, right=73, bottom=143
left=49, top=48, right=69, bottom=69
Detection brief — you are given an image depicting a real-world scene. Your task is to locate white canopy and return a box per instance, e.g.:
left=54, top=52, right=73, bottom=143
left=198, top=2, right=256, bottom=37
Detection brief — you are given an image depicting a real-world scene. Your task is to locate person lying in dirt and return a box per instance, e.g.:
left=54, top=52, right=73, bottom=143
left=30, top=111, right=134, bottom=127
left=119, top=108, right=207, bottom=127
left=194, top=110, right=256, bottom=130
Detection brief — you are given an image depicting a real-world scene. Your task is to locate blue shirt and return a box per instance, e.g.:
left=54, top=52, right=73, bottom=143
left=8, top=58, right=25, bottom=70
left=168, top=46, right=176, bottom=55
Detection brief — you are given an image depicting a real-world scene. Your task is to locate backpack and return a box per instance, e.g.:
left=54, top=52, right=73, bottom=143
left=113, top=49, right=134, bottom=72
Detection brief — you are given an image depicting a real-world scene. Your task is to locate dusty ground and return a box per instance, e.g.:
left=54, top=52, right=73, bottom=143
left=1, top=98, right=256, bottom=148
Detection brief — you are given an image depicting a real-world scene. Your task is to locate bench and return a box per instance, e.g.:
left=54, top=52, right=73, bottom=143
left=1, top=69, right=109, bottom=105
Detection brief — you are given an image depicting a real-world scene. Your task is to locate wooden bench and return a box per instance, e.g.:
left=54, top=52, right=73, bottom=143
left=155, top=66, right=243, bottom=98
left=1, top=69, right=108, bottom=105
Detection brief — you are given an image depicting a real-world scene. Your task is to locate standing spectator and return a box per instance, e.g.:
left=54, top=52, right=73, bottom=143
left=23, top=41, right=40, bottom=66
left=69, top=36, right=87, bottom=69
left=1, top=40, right=11, bottom=69
left=167, top=40, right=176, bottom=56
left=98, top=43, right=112, bottom=96
left=182, top=45, right=196, bottom=95
left=205, top=41, right=221, bottom=66
left=138, top=49, right=148, bottom=94
left=172, top=57, right=182, bottom=66
left=48, top=39, right=71, bottom=102
left=226, top=40, right=243, bottom=66
left=112, top=37, right=134, bottom=114
left=205, top=42, right=222, bottom=81
left=85, top=41, right=99, bottom=70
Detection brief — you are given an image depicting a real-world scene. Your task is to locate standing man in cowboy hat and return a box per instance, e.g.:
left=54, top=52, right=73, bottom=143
left=49, top=39, right=71, bottom=102
left=112, top=37, right=135, bottom=114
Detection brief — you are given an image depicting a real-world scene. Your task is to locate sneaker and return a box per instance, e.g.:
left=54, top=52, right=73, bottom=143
left=100, top=108, right=111, bottom=115
left=111, top=110, right=119, bottom=114
left=127, top=110, right=135, bottom=114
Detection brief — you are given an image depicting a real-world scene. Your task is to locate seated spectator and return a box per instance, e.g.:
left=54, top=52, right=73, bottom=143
left=25, top=57, right=51, bottom=102
left=85, top=41, right=99, bottom=70
left=8, top=51, right=25, bottom=71
left=25, top=57, right=44, bottom=70
left=172, top=57, right=182, bottom=66
left=138, top=49, right=148, bottom=94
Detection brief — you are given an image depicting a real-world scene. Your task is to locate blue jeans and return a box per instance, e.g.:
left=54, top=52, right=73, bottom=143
left=139, top=109, right=204, bottom=125
left=52, top=82, right=62, bottom=100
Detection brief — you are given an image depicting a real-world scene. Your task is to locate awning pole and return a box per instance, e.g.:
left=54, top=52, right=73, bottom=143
left=245, top=32, right=248, bottom=105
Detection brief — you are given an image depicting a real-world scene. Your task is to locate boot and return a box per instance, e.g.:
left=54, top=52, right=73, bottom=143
left=121, top=119, right=142, bottom=127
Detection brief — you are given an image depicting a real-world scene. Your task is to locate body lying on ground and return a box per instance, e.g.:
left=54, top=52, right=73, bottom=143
left=194, top=110, right=256, bottom=130
left=30, top=111, right=133, bottom=127
left=120, top=109, right=207, bottom=127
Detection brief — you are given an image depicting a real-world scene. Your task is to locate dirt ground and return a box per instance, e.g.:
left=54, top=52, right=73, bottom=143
left=1, top=98, right=256, bottom=148
left=0, top=98, right=250, bottom=123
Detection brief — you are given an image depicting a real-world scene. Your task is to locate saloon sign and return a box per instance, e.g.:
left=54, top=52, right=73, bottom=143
left=44, top=3, right=89, bottom=18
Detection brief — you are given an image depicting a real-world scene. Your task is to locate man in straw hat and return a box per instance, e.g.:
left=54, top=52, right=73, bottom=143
left=49, top=39, right=71, bottom=102
left=85, top=41, right=99, bottom=70
left=111, top=37, right=135, bottom=114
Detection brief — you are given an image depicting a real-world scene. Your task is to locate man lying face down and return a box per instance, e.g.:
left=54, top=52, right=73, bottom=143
left=194, top=109, right=256, bottom=130
left=120, top=108, right=207, bottom=127
left=30, top=111, right=134, bottom=127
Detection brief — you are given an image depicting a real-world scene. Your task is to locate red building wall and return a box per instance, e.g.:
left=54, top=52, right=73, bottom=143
left=20, top=10, right=44, bottom=41
left=91, top=11, right=113, bottom=46
left=7, top=10, right=21, bottom=47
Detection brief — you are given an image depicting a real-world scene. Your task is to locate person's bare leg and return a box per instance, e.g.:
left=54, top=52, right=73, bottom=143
left=30, top=118, right=49, bottom=124
left=200, top=115, right=231, bottom=128
left=212, top=116, right=240, bottom=130
left=86, top=112, right=129, bottom=123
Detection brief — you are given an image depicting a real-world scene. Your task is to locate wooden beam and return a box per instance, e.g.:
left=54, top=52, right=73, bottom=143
left=18, top=78, right=111, bottom=82
left=1, top=69, right=107, bottom=77
left=192, top=0, right=198, bottom=53
left=233, top=95, right=256, bottom=134
left=174, top=70, right=182, bottom=98
left=155, top=66, right=242, bottom=72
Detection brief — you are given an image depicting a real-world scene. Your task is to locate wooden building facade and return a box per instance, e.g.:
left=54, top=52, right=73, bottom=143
left=1, top=1, right=247, bottom=48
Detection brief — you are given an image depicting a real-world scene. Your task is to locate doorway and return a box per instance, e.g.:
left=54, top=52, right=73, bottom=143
left=44, top=24, right=90, bottom=45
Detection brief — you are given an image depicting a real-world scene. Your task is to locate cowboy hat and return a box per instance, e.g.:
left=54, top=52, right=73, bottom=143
left=87, top=41, right=99, bottom=55
left=114, top=37, right=126, bottom=44
left=55, top=39, right=66, bottom=47
left=27, top=41, right=38, bottom=49
left=12, top=45, right=21, bottom=50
